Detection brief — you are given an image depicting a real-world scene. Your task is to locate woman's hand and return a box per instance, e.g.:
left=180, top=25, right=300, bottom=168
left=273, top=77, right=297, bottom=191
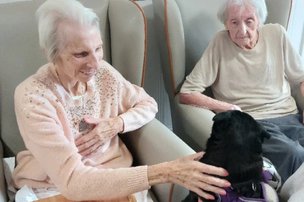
left=147, top=152, right=230, bottom=200
left=75, top=116, right=124, bottom=156
left=229, top=104, right=242, bottom=111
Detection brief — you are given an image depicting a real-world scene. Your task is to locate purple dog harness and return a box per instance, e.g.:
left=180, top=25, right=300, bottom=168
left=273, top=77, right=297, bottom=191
left=216, top=182, right=268, bottom=202
left=198, top=171, right=276, bottom=202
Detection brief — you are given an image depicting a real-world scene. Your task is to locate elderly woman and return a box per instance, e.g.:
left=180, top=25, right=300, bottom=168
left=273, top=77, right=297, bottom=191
left=179, top=0, right=304, bottom=186
left=12, top=0, right=230, bottom=201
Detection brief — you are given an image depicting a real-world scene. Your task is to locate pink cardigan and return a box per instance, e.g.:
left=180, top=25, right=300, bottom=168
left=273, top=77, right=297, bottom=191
left=13, top=61, right=158, bottom=201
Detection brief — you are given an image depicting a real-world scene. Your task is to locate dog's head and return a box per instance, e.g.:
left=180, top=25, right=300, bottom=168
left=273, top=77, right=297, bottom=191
left=202, top=110, right=270, bottom=198
left=183, top=110, right=271, bottom=202
left=209, top=110, right=269, bottom=157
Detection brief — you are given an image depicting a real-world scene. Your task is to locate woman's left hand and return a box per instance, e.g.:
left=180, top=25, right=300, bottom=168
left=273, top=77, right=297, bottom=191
left=75, top=116, right=124, bottom=156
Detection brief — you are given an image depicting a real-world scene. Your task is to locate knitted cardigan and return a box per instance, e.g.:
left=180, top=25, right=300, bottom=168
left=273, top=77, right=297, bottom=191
left=13, top=60, right=158, bottom=201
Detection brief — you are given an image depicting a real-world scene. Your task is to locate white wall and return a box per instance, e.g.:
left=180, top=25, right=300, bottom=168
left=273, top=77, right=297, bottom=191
left=0, top=0, right=31, bottom=3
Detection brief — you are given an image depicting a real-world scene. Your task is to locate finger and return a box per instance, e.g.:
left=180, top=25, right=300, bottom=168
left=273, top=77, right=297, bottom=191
left=196, top=179, right=227, bottom=195
left=199, top=163, right=229, bottom=178
left=195, top=170, right=230, bottom=188
left=193, top=188, right=215, bottom=200
left=75, top=132, right=95, bottom=146
left=77, top=136, right=97, bottom=153
left=79, top=140, right=101, bottom=156
left=171, top=176, right=217, bottom=200
left=184, top=152, right=204, bottom=161
left=175, top=169, right=228, bottom=189
left=83, top=116, right=100, bottom=125
left=194, top=152, right=205, bottom=160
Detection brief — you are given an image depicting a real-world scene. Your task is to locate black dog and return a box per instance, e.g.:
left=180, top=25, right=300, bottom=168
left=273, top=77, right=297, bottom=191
left=183, top=110, right=270, bottom=202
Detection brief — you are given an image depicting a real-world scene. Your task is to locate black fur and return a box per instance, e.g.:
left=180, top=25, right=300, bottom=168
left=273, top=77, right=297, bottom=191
left=183, top=110, right=270, bottom=202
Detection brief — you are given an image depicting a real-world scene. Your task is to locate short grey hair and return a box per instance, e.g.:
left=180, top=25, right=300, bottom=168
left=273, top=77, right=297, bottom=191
left=36, top=0, right=100, bottom=63
left=217, top=0, right=268, bottom=25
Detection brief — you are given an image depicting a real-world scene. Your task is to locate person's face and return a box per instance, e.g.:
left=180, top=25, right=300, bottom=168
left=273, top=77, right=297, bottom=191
left=225, top=4, right=259, bottom=49
left=55, top=22, right=103, bottom=84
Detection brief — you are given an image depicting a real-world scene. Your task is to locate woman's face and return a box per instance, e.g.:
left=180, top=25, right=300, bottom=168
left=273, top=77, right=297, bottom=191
left=55, top=22, right=103, bottom=84
left=225, top=4, right=260, bottom=49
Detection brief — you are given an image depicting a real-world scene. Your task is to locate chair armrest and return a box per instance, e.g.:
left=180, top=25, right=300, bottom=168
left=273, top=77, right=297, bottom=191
left=173, top=95, right=215, bottom=151
left=0, top=142, right=8, bottom=202
left=122, top=119, right=195, bottom=202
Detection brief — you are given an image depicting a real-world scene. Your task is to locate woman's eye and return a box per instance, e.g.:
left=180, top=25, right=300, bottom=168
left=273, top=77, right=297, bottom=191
left=231, top=21, right=238, bottom=26
left=74, top=52, right=88, bottom=58
left=246, top=18, right=254, bottom=25
left=96, top=46, right=102, bottom=52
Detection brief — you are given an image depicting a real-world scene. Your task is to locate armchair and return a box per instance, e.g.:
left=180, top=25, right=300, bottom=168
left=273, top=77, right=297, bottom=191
left=0, top=0, right=194, bottom=201
left=153, top=0, right=296, bottom=151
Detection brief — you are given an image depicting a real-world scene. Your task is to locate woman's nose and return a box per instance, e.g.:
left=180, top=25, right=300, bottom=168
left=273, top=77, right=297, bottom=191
left=238, top=23, right=247, bottom=35
left=87, top=53, right=99, bottom=67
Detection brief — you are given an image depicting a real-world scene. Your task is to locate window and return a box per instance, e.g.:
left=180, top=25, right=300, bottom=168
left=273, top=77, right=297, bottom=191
left=287, top=0, right=304, bottom=62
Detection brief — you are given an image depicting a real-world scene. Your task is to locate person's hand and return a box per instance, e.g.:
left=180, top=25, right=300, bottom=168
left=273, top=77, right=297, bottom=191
left=230, top=104, right=242, bottom=111
left=214, top=102, right=242, bottom=113
left=147, top=152, right=231, bottom=200
left=75, top=116, right=124, bottom=156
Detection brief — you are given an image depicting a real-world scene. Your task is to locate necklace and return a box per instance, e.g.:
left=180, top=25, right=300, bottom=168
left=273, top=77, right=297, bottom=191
left=54, top=68, right=87, bottom=98
left=71, top=94, right=84, bottom=100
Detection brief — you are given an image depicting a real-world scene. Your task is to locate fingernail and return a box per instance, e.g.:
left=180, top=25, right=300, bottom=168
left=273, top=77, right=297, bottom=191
left=206, top=195, right=215, bottom=200
left=220, top=190, right=227, bottom=195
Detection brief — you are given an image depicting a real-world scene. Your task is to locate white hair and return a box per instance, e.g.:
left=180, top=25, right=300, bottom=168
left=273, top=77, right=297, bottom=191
left=36, top=0, right=100, bottom=62
left=217, top=0, right=268, bottom=25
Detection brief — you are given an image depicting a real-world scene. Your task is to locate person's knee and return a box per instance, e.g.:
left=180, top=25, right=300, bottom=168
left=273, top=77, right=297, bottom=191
left=276, top=145, right=304, bottom=181
left=284, top=144, right=304, bottom=161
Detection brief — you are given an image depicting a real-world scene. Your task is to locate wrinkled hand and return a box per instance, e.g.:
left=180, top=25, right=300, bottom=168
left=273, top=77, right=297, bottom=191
left=214, top=102, right=242, bottom=113
left=230, top=104, right=242, bottom=111
left=75, top=116, right=124, bottom=156
left=148, top=152, right=230, bottom=200
left=169, top=153, right=230, bottom=200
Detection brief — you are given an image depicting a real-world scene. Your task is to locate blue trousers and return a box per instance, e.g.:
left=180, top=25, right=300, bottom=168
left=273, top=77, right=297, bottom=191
left=257, top=114, right=304, bottom=183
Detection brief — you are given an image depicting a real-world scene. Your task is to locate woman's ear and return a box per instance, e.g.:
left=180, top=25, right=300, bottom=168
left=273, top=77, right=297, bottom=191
left=224, top=23, right=228, bottom=30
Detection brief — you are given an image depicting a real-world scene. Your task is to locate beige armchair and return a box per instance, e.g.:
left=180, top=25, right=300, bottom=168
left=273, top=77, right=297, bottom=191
left=0, top=0, right=195, bottom=201
left=153, top=0, right=297, bottom=151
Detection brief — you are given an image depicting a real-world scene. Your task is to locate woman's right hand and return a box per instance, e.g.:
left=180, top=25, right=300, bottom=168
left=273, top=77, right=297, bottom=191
left=76, top=116, right=123, bottom=156
left=147, top=152, right=230, bottom=200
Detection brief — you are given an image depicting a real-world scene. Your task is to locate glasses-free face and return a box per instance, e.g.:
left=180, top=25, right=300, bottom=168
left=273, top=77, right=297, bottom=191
left=55, top=22, right=103, bottom=91
left=225, top=4, right=260, bottom=49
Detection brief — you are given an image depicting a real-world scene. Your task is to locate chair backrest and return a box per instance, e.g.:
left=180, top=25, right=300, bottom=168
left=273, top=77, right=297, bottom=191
left=153, top=0, right=293, bottom=96
left=0, top=0, right=147, bottom=156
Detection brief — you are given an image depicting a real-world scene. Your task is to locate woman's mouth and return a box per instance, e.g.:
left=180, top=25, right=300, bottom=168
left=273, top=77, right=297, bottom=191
left=81, top=70, right=95, bottom=77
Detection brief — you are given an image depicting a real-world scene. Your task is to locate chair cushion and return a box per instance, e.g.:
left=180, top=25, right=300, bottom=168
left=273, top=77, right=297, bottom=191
left=3, top=157, right=17, bottom=202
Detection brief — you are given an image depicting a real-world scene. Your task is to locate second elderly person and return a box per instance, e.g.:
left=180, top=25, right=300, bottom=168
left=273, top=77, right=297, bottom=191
left=179, top=0, right=304, bottom=184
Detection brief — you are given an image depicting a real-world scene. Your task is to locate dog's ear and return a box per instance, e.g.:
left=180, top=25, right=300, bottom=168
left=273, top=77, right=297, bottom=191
left=212, top=110, right=233, bottom=122
left=211, top=111, right=233, bottom=138
left=260, top=128, right=270, bottom=142
left=257, top=124, right=270, bottom=142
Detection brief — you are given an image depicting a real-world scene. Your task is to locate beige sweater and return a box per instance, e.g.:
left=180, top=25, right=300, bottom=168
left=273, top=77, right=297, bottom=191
left=13, top=60, right=158, bottom=201
left=181, top=24, right=304, bottom=119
